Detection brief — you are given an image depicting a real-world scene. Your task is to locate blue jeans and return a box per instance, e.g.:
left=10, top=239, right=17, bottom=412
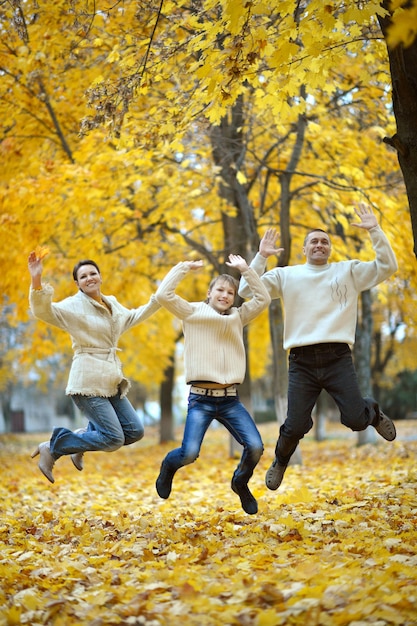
left=162, top=393, right=263, bottom=484
left=49, top=394, right=144, bottom=460
left=276, top=343, right=379, bottom=465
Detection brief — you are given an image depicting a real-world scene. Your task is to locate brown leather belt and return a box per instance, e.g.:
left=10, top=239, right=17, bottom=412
left=190, top=385, right=238, bottom=397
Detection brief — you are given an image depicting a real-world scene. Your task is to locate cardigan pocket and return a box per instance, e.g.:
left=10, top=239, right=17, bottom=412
left=67, top=349, right=126, bottom=397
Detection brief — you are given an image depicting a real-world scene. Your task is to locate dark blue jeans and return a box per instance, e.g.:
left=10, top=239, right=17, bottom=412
left=162, top=392, right=264, bottom=484
left=276, top=343, right=379, bottom=466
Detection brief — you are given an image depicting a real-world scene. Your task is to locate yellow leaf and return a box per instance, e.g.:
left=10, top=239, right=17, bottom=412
left=236, top=170, right=247, bottom=184
left=34, top=244, right=50, bottom=259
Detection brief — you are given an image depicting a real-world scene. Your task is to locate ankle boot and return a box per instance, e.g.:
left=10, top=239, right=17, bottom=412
left=31, top=442, right=55, bottom=483
left=71, top=452, right=84, bottom=471
left=71, top=427, right=86, bottom=471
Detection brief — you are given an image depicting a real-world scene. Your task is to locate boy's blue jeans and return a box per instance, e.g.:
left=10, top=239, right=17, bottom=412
left=276, top=342, right=379, bottom=465
left=162, top=392, right=263, bottom=484
left=49, top=393, right=144, bottom=459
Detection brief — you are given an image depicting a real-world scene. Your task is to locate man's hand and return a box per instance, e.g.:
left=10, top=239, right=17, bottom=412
left=351, top=203, right=378, bottom=230
left=225, top=254, right=248, bottom=273
left=259, top=228, right=284, bottom=258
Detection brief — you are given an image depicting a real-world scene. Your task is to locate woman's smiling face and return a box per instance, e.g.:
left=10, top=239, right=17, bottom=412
left=75, top=264, right=102, bottom=298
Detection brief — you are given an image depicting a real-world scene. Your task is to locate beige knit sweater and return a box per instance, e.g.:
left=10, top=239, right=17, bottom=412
left=29, top=284, right=160, bottom=397
left=155, top=263, right=271, bottom=385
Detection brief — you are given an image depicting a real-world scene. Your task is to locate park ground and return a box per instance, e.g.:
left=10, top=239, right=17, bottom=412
left=0, top=419, right=416, bottom=625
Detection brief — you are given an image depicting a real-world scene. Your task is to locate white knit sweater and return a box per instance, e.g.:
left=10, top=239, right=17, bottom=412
left=155, top=263, right=271, bottom=384
left=239, top=225, right=397, bottom=350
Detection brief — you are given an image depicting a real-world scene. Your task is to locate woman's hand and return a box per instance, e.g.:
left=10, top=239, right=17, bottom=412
left=28, top=251, right=44, bottom=289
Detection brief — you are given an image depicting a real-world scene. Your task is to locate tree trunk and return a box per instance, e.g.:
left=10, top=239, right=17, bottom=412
left=314, top=391, right=328, bottom=442
left=268, top=298, right=302, bottom=464
left=159, top=359, right=175, bottom=443
left=229, top=328, right=252, bottom=458
left=265, top=106, right=307, bottom=465
left=210, top=96, right=259, bottom=458
left=354, top=290, right=376, bottom=446
left=378, top=4, right=417, bottom=259
left=269, top=298, right=287, bottom=425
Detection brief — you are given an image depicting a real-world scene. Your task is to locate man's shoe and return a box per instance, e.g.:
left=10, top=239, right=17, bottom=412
left=156, top=461, right=176, bottom=499
left=265, top=459, right=287, bottom=491
left=374, top=411, right=396, bottom=441
left=231, top=478, right=258, bottom=515
left=31, top=442, right=55, bottom=483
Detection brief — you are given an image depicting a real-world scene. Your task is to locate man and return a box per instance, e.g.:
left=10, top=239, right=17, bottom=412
left=239, top=204, right=398, bottom=491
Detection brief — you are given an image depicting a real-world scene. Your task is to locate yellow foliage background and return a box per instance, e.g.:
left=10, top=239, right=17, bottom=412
left=1, top=421, right=417, bottom=625
left=1, top=0, right=417, bottom=394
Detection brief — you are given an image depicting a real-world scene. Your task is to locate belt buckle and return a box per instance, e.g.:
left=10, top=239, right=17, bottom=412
left=191, top=385, right=236, bottom=397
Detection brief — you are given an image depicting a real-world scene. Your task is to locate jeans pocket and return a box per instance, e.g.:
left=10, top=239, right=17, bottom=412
left=334, top=344, right=351, bottom=357
left=188, top=394, right=204, bottom=409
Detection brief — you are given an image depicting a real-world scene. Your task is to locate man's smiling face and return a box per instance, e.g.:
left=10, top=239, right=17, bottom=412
left=303, top=231, right=331, bottom=265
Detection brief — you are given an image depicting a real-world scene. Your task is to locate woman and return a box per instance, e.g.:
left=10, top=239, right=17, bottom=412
left=154, top=254, right=271, bottom=515
left=28, top=252, right=160, bottom=483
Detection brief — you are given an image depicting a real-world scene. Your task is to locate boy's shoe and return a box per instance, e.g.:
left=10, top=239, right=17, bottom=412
left=156, top=461, right=175, bottom=499
left=374, top=411, right=396, bottom=441
left=265, top=459, right=287, bottom=491
left=231, top=478, right=258, bottom=515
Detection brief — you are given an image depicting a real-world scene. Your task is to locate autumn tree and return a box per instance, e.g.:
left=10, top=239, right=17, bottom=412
left=378, top=0, right=417, bottom=259
left=1, top=0, right=416, bottom=441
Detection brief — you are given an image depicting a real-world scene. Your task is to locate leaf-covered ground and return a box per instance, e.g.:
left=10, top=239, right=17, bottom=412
left=1, top=420, right=416, bottom=626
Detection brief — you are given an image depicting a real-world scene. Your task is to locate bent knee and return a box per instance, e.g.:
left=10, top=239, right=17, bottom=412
left=341, top=413, right=368, bottom=431
left=254, top=444, right=264, bottom=460
left=181, top=450, right=200, bottom=465
left=124, top=426, right=145, bottom=445
left=103, top=433, right=125, bottom=451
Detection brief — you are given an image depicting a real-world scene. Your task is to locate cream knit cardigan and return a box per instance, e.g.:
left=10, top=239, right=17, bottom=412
left=29, top=285, right=160, bottom=397
left=155, top=263, right=271, bottom=385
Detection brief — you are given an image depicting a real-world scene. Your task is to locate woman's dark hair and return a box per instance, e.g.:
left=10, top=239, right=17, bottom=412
left=72, top=260, right=101, bottom=281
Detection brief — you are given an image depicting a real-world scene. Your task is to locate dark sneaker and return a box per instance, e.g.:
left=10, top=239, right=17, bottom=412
left=156, top=461, right=176, bottom=499
left=265, top=459, right=287, bottom=491
left=374, top=411, right=396, bottom=441
left=231, top=478, right=258, bottom=515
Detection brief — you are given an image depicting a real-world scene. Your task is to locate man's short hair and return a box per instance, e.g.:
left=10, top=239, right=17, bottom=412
left=303, top=228, right=329, bottom=246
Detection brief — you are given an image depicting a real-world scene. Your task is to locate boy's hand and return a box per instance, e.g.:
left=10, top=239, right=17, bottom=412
left=185, top=260, right=204, bottom=271
left=225, top=254, right=248, bottom=273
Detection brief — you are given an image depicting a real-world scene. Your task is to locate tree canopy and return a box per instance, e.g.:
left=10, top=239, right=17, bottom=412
left=1, top=0, right=416, bottom=394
